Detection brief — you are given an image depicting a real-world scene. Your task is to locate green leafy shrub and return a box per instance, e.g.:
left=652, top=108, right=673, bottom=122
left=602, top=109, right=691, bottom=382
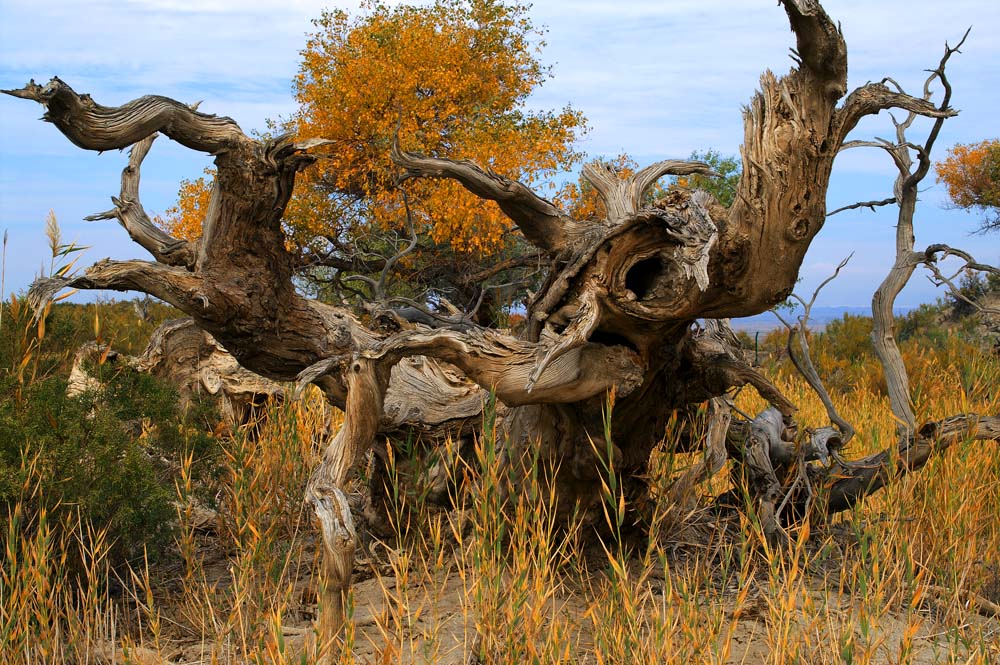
left=817, top=314, right=873, bottom=363
left=0, top=297, right=178, bottom=385
left=0, top=361, right=219, bottom=571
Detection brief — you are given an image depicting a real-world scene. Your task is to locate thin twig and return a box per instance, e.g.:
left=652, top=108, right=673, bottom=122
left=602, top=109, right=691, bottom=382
left=375, top=190, right=420, bottom=299
left=827, top=197, right=897, bottom=217
left=773, top=254, right=856, bottom=443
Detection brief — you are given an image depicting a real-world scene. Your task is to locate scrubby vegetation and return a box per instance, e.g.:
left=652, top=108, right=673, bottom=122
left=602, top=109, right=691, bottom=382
left=0, top=296, right=218, bottom=575
left=1, top=295, right=998, bottom=663
left=749, top=286, right=998, bottom=398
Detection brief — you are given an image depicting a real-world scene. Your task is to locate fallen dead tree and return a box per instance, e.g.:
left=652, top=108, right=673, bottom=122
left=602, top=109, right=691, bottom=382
left=67, top=318, right=285, bottom=427
left=5, top=0, right=998, bottom=658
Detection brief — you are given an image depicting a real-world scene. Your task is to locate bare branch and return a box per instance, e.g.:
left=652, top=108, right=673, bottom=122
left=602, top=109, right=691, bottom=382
left=382, top=297, right=477, bottom=330
left=807, top=253, right=853, bottom=307
left=2, top=78, right=248, bottom=154
left=340, top=273, right=379, bottom=292
left=83, top=133, right=197, bottom=268
left=921, top=245, right=1000, bottom=316
left=827, top=197, right=896, bottom=217
left=373, top=190, right=419, bottom=301
left=307, top=255, right=384, bottom=274
left=835, top=82, right=957, bottom=145
left=460, top=251, right=545, bottom=285
left=904, top=28, right=970, bottom=188
left=839, top=138, right=913, bottom=174
left=391, top=141, right=588, bottom=253
left=924, top=244, right=1000, bottom=277
left=687, top=324, right=797, bottom=418
left=28, top=259, right=203, bottom=316
left=775, top=254, right=856, bottom=443
left=825, top=414, right=1000, bottom=513
left=580, top=158, right=716, bottom=221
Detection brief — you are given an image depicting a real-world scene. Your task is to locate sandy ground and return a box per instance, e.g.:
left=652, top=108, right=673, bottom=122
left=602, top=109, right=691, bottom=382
left=147, top=528, right=997, bottom=664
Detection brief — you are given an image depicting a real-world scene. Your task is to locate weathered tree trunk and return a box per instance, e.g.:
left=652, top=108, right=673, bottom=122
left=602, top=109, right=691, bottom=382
left=67, top=318, right=286, bottom=427
left=5, top=0, right=997, bottom=657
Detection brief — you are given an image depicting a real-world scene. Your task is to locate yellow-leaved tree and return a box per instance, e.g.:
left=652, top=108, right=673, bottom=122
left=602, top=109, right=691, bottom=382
left=161, top=0, right=584, bottom=317
left=936, top=138, right=1000, bottom=232
left=163, top=169, right=213, bottom=243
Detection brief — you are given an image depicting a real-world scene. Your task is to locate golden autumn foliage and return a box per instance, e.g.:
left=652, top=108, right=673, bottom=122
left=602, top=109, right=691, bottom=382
left=162, top=1, right=585, bottom=258
left=935, top=138, right=1000, bottom=232
left=161, top=169, right=214, bottom=242
left=291, top=0, right=583, bottom=254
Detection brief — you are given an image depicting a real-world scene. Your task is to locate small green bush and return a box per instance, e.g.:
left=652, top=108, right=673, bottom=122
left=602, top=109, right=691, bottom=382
left=818, top=313, right=874, bottom=363
left=0, top=362, right=218, bottom=571
left=947, top=270, right=999, bottom=320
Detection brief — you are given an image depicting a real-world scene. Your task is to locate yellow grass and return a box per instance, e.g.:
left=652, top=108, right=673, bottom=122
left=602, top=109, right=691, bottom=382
left=2, top=334, right=998, bottom=664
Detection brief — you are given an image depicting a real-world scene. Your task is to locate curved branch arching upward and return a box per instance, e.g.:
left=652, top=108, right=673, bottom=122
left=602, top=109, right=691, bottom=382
left=391, top=141, right=589, bottom=253
left=83, top=134, right=197, bottom=269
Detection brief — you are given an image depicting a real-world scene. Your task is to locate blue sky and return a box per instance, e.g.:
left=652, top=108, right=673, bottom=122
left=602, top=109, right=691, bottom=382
left=1, top=0, right=998, bottom=307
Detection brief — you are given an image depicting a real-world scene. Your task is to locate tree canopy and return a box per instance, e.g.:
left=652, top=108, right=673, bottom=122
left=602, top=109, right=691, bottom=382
left=161, top=0, right=584, bottom=259
left=936, top=138, right=1000, bottom=232
left=158, top=1, right=748, bottom=321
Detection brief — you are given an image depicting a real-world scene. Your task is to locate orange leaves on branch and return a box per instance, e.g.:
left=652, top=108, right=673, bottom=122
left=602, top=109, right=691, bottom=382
left=936, top=139, right=1000, bottom=232
left=288, top=0, right=585, bottom=255
left=160, top=169, right=214, bottom=242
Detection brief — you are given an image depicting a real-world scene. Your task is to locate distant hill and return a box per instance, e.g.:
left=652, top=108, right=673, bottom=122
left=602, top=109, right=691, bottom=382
left=729, top=306, right=912, bottom=333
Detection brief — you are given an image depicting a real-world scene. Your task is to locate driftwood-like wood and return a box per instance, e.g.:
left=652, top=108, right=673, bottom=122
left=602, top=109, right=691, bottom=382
left=67, top=320, right=285, bottom=426
left=858, top=31, right=984, bottom=436
left=824, top=415, right=1000, bottom=514
left=5, top=1, right=997, bottom=656
left=84, top=134, right=197, bottom=269
left=305, top=356, right=387, bottom=656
